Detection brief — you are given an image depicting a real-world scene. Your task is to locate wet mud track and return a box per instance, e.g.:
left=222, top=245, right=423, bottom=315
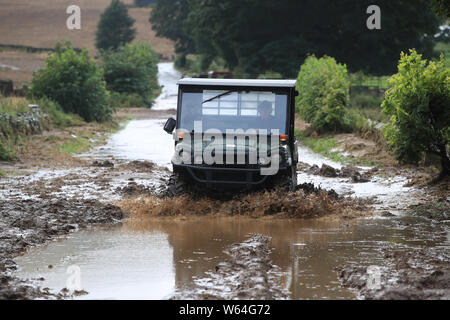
left=1, top=62, right=449, bottom=300
left=0, top=199, right=124, bottom=299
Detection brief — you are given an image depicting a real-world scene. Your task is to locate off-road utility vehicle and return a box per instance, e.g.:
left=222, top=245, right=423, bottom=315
left=163, top=78, right=299, bottom=196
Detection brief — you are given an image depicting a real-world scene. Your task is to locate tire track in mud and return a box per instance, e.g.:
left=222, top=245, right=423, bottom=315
left=171, top=234, right=289, bottom=300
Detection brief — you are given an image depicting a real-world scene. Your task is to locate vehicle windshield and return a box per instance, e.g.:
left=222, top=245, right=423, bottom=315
left=178, top=88, right=288, bottom=133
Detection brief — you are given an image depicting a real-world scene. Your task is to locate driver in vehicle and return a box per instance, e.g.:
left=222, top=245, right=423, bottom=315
left=258, top=100, right=276, bottom=130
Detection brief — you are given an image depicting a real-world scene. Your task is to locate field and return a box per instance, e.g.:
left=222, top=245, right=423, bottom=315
left=0, top=0, right=174, bottom=87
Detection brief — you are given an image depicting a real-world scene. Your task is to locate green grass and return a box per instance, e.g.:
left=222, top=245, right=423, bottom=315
left=36, top=97, right=83, bottom=128
left=58, top=133, right=96, bottom=154
left=0, top=96, right=30, bottom=115
left=0, top=139, right=15, bottom=161
left=0, top=95, right=82, bottom=128
left=295, top=129, right=380, bottom=167
left=295, top=130, right=345, bottom=162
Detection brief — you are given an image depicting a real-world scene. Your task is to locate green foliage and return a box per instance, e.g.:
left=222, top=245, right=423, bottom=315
left=295, top=56, right=352, bottom=133
left=27, top=42, right=111, bottom=122
left=0, top=96, right=29, bottom=114
left=381, top=49, right=450, bottom=174
left=102, top=42, right=159, bottom=107
left=109, top=92, right=145, bottom=109
left=430, top=0, right=450, bottom=17
left=156, top=0, right=440, bottom=77
left=435, top=41, right=450, bottom=68
left=33, top=97, right=82, bottom=128
left=349, top=72, right=390, bottom=89
left=150, top=0, right=194, bottom=55
left=350, top=93, right=384, bottom=109
left=96, top=0, right=136, bottom=51
left=0, top=140, right=14, bottom=161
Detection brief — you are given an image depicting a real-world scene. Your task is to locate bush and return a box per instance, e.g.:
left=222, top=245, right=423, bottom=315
left=102, top=42, right=159, bottom=107
left=108, top=92, right=145, bottom=109
left=382, top=49, right=450, bottom=177
left=27, top=41, right=111, bottom=122
left=96, top=0, right=136, bottom=51
left=295, top=56, right=352, bottom=133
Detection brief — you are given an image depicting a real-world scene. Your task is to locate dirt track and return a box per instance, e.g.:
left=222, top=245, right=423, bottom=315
left=171, top=234, right=289, bottom=300
left=0, top=63, right=448, bottom=300
left=0, top=199, right=124, bottom=299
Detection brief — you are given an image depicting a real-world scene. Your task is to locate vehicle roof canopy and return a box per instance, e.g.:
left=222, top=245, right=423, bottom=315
left=177, top=78, right=297, bottom=88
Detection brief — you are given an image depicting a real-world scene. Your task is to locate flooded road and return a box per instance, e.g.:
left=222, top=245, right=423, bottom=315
left=14, top=216, right=449, bottom=299
left=10, top=62, right=449, bottom=300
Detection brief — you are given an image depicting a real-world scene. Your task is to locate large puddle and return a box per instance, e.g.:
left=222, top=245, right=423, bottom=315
left=14, top=216, right=449, bottom=299
left=12, top=62, right=449, bottom=299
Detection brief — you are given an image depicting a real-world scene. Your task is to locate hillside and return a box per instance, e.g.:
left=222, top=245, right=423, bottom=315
left=0, top=0, right=174, bottom=87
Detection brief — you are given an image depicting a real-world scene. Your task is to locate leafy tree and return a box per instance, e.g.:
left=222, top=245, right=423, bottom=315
left=382, top=50, right=450, bottom=179
left=96, top=0, right=136, bottom=51
left=430, top=0, right=450, bottom=17
left=102, top=42, right=159, bottom=107
left=295, top=55, right=351, bottom=133
left=149, top=0, right=194, bottom=66
left=28, top=42, right=111, bottom=122
left=156, top=0, right=440, bottom=77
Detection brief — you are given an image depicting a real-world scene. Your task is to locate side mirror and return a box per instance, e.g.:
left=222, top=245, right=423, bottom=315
left=163, top=117, right=176, bottom=134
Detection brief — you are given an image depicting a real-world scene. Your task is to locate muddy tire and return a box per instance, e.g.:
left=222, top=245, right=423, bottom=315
left=272, top=166, right=297, bottom=192
left=166, top=172, right=189, bottom=198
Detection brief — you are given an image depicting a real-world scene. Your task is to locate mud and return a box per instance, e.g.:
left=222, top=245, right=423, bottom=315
left=337, top=246, right=450, bottom=300
left=301, top=162, right=371, bottom=183
left=0, top=198, right=124, bottom=299
left=119, top=187, right=366, bottom=220
left=171, top=234, right=288, bottom=300
left=1, top=61, right=448, bottom=300
left=408, top=201, right=450, bottom=222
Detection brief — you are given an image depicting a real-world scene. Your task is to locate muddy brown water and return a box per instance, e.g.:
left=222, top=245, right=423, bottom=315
left=10, top=62, right=450, bottom=299
left=14, top=215, right=449, bottom=300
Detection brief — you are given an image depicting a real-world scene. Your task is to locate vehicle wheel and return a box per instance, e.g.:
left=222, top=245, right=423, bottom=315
left=273, top=166, right=297, bottom=192
left=166, top=172, right=189, bottom=197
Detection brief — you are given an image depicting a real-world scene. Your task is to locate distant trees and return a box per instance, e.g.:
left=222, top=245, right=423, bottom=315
left=382, top=50, right=450, bottom=179
left=150, top=0, right=194, bottom=67
left=96, top=0, right=136, bottom=51
left=150, top=0, right=440, bottom=77
left=430, top=0, right=450, bottom=17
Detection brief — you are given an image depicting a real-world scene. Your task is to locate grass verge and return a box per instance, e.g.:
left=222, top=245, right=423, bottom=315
left=295, top=129, right=381, bottom=167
